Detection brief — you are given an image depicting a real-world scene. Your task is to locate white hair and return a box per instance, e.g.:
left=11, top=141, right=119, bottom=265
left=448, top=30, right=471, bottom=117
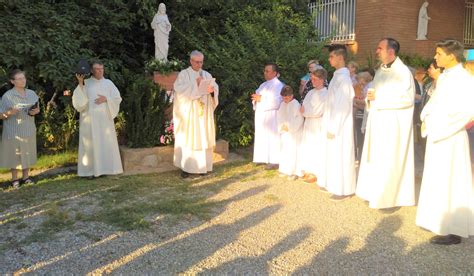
left=190, top=50, right=204, bottom=59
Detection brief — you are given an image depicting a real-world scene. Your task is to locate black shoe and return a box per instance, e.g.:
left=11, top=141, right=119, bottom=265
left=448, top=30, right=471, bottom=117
left=429, top=234, right=461, bottom=245
left=11, top=179, right=20, bottom=189
left=264, top=164, right=278, bottom=170
left=21, top=177, right=35, bottom=185
left=329, top=194, right=351, bottom=202
left=319, top=187, right=330, bottom=193
left=181, top=171, right=190, bottom=179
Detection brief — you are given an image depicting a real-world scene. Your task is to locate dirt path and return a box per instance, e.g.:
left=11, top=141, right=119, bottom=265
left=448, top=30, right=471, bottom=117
left=1, top=158, right=473, bottom=274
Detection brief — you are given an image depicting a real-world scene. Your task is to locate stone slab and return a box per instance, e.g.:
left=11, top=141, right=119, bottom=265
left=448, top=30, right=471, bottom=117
left=120, top=139, right=230, bottom=175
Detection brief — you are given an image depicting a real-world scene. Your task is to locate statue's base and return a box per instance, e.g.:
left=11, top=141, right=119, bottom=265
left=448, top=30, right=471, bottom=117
left=153, top=71, right=179, bottom=91
left=120, top=140, right=230, bottom=175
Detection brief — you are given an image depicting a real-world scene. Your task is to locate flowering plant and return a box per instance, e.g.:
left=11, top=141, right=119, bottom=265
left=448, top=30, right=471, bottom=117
left=145, top=58, right=184, bottom=75
left=160, top=120, right=174, bottom=145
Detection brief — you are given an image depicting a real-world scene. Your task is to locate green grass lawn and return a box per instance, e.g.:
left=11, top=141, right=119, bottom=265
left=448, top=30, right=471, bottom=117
left=0, top=151, right=77, bottom=174
left=0, top=160, right=268, bottom=253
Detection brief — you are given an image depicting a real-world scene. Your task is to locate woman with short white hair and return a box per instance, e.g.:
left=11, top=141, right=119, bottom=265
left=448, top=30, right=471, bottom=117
left=0, top=69, right=40, bottom=188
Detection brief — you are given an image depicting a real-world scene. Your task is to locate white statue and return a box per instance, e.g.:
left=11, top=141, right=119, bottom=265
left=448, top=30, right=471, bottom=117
left=151, top=3, right=171, bottom=61
left=417, top=1, right=431, bottom=40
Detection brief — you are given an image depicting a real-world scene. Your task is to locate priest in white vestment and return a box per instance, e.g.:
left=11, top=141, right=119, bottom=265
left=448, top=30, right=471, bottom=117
left=73, top=62, right=123, bottom=178
left=300, top=69, right=328, bottom=183
left=173, top=50, right=219, bottom=178
left=416, top=39, right=474, bottom=245
left=323, top=45, right=356, bottom=200
left=276, top=85, right=303, bottom=180
left=251, top=63, right=283, bottom=170
left=356, top=38, right=415, bottom=209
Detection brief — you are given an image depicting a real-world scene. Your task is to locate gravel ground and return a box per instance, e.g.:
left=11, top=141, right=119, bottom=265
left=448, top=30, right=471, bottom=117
left=1, top=150, right=473, bottom=274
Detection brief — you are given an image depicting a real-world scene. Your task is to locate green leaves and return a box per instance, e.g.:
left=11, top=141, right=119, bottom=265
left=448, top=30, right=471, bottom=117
left=167, top=1, right=325, bottom=147
left=123, top=76, right=171, bottom=148
left=1, top=0, right=326, bottom=150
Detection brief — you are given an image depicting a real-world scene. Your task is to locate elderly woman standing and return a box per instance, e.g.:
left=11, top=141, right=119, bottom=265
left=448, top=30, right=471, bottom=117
left=1, top=69, right=40, bottom=188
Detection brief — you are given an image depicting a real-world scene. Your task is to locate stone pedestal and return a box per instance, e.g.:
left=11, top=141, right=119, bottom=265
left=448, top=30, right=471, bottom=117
left=153, top=71, right=178, bottom=91
left=120, top=139, right=229, bottom=175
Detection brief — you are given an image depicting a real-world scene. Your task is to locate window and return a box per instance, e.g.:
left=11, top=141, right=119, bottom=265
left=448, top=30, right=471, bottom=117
left=309, top=0, right=356, bottom=42
left=465, top=0, right=474, bottom=46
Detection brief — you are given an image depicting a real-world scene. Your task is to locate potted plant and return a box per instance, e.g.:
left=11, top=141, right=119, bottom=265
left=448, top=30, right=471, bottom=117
left=145, top=58, right=184, bottom=91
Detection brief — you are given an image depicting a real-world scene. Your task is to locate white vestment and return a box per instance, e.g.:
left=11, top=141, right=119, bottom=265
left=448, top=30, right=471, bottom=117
left=323, top=68, right=356, bottom=195
left=301, top=87, right=328, bottom=177
left=73, top=77, right=123, bottom=177
left=356, top=57, right=415, bottom=209
left=277, top=99, right=303, bottom=176
left=416, top=64, right=474, bottom=237
left=173, top=67, right=219, bottom=174
left=253, top=77, right=283, bottom=164
left=324, top=67, right=356, bottom=196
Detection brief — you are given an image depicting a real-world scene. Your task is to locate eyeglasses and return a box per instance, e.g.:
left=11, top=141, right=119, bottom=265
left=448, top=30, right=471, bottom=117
left=191, top=59, right=204, bottom=64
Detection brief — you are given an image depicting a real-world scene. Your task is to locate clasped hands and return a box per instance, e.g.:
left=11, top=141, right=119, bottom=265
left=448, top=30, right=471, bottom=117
left=366, top=88, right=376, bottom=101
left=251, top=93, right=261, bottom=102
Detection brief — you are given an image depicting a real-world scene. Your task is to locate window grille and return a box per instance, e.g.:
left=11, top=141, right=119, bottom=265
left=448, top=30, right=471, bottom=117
left=465, top=1, right=474, bottom=46
left=309, top=0, right=356, bottom=42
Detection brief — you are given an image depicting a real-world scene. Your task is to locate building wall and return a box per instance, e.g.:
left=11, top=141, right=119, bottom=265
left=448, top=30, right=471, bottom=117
left=353, top=0, right=465, bottom=67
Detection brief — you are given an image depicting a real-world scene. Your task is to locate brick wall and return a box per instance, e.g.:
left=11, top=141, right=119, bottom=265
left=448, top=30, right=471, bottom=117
left=352, top=0, right=465, bottom=67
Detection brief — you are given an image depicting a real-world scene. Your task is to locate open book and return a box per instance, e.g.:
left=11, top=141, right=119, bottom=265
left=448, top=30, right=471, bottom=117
left=198, top=78, right=216, bottom=96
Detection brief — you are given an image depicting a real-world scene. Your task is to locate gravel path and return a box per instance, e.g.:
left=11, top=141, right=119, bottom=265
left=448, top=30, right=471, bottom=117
left=1, top=152, right=473, bottom=274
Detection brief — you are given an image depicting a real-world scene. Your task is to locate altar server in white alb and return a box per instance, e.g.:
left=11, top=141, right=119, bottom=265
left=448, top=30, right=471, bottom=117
left=251, top=63, right=284, bottom=170
left=173, top=50, right=219, bottom=178
left=300, top=68, right=328, bottom=184
left=323, top=45, right=356, bottom=200
left=276, top=85, right=304, bottom=180
left=416, top=39, right=474, bottom=245
left=73, top=61, right=123, bottom=178
left=356, top=38, right=415, bottom=209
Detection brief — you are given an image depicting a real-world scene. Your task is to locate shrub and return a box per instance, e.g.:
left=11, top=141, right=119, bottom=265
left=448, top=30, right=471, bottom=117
left=123, top=76, right=171, bottom=148
left=37, top=93, right=79, bottom=152
left=169, top=2, right=325, bottom=147
left=399, top=53, right=432, bottom=69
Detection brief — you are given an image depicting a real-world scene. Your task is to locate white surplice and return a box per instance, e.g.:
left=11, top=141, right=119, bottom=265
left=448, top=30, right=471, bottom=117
left=416, top=64, right=474, bottom=237
left=301, top=87, right=328, bottom=177
left=253, top=77, right=283, bottom=164
left=356, top=57, right=415, bottom=209
left=173, top=67, right=219, bottom=174
left=323, top=68, right=356, bottom=195
left=277, top=98, right=304, bottom=176
left=72, top=77, right=123, bottom=177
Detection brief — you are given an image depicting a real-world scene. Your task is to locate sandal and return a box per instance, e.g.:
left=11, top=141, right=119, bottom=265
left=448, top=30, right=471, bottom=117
left=21, top=177, right=35, bottom=185
left=11, top=179, right=20, bottom=189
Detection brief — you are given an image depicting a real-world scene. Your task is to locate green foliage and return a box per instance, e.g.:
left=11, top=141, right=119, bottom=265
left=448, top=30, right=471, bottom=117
left=0, top=0, right=158, bottom=151
left=1, top=0, right=324, bottom=150
left=37, top=93, right=79, bottom=152
left=124, top=77, right=171, bottom=148
left=168, top=1, right=325, bottom=147
left=0, top=0, right=157, bottom=91
left=399, top=53, right=432, bottom=69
